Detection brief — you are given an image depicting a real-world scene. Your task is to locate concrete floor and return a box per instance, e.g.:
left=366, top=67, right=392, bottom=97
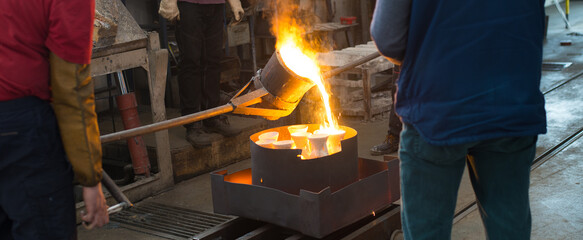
left=80, top=3, right=583, bottom=239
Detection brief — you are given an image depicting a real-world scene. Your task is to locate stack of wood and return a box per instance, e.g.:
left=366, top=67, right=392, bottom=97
left=317, top=41, right=394, bottom=120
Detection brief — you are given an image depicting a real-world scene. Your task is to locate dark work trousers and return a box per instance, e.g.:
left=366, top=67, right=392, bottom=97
left=388, top=65, right=403, bottom=137
left=399, top=123, right=536, bottom=239
left=176, top=2, right=225, bottom=129
left=0, top=97, right=76, bottom=240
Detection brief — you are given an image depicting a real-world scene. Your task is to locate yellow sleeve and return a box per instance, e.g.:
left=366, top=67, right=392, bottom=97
left=49, top=52, right=103, bottom=187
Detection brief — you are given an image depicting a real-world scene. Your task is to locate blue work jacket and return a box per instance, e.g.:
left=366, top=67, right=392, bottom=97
left=372, top=0, right=547, bottom=146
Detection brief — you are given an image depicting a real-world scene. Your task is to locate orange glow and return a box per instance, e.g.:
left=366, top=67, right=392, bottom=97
left=372, top=211, right=376, bottom=216
left=224, top=169, right=252, bottom=185
left=272, top=1, right=338, bottom=131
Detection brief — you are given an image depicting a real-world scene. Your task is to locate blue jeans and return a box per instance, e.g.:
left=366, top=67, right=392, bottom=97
left=0, top=97, right=76, bottom=240
left=399, top=124, right=535, bottom=239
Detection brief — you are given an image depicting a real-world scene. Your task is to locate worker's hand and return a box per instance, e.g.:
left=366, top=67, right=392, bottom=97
left=227, top=0, right=245, bottom=22
left=81, top=183, right=109, bottom=229
left=159, top=0, right=180, bottom=22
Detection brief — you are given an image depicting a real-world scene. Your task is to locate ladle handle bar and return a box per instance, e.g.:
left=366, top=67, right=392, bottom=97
left=99, top=52, right=382, bottom=144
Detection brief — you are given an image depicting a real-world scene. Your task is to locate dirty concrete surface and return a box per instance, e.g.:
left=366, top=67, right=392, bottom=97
left=80, top=2, right=583, bottom=239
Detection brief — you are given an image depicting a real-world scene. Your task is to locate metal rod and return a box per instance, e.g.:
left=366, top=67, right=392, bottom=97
left=101, top=171, right=132, bottom=206
left=99, top=52, right=381, bottom=143
left=553, top=0, right=572, bottom=29
left=321, top=51, right=381, bottom=79
left=100, top=104, right=235, bottom=143
left=116, top=72, right=128, bottom=94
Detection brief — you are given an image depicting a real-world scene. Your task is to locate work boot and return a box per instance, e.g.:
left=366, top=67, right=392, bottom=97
left=186, top=127, right=214, bottom=148
left=370, top=134, right=399, bottom=156
left=204, top=116, right=241, bottom=137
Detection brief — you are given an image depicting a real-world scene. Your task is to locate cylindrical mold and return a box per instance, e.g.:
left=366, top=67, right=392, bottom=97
left=116, top=92, right=150, bottom=176
left=250, top=124, right=358, bottom=194
left=256, top=52, right=316, bottom=111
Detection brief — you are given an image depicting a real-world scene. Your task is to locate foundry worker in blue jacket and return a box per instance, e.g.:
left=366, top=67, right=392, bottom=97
left=371, top=0, right=547, bottom=239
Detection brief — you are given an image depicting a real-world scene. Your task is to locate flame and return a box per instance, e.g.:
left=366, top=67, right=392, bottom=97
left=279, top=41, right=337, bottom=130
left=272, top=1, right=338, bottom=130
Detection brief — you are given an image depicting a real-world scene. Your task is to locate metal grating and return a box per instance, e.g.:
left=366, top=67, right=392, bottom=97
left=542, top=62, right=572, bottom=71
left=110, top=202, right=233, bottom=240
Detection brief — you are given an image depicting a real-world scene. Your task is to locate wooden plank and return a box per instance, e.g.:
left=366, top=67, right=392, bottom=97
left=146, top=32, right=173, bottom=188
left=340, top=47, right=378, bottom=54
left=312, top=22, right=357, bottom=32
left=339, top=96, right=391, bottom=117
left=328, top=78, right=363, bottom=88
left=355, top=44, right=377, bottom=49
left=317, top=52, right=384, bottom=67
left=90, top=48, right=148, bottom=77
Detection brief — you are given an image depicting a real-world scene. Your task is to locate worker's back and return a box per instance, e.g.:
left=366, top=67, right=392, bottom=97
left=377, top=0, right=547, bottom=145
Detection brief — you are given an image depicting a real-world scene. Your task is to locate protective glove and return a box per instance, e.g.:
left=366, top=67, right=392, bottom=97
left=49, top=52, right=103, bottom=187
left=227, top=0, right=245, bottom=22
left=159, top=0, right=180, bottom=22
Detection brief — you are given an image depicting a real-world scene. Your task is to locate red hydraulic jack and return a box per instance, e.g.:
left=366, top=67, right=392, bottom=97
left=114, top=72, right=150, bottom=177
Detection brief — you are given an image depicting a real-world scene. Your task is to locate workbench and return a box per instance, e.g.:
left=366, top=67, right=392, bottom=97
left=88, top=0, right=173, bottom=209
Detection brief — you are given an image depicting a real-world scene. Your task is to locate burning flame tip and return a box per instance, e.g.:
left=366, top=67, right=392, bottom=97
left=274, top=0, right=340, bottom=132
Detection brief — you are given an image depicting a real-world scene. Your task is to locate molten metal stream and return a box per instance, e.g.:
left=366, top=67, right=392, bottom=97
left=279, top=41, right=337, bottom=130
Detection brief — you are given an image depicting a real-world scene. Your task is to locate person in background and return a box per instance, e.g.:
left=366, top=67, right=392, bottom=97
left=0, top=0, right=109, bottom=238
left=370, top=65, right=402, bottom=156
left=371, top=0, right=546, bottom=239
left=159, top=0, right=244, bottom=147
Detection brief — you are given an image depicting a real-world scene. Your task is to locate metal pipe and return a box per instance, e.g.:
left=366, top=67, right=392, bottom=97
left=101, top=171, right=132, bottom=206
left=116, top=72, right=128, bottom=94
left=321, top=51, right=381, bottom=79
left=100, top=104, right=235, bottom=143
